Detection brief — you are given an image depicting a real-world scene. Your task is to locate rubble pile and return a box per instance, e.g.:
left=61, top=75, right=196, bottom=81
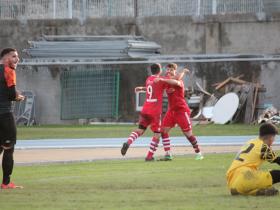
left=191, top=75, right=268, bottom=124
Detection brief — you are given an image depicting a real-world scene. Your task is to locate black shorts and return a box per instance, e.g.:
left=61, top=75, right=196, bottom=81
left=0, top=112, right=16, bottom=147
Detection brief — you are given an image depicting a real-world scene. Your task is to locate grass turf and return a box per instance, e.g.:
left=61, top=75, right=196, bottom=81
left=17, top=124, right=261, bottom=140
left=1, top=153, right=280, bottom=210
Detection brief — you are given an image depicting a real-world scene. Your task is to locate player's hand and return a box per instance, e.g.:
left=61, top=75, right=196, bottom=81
left=135, top=87, right=141, bottom=92
left=273, top=156, right=280, bottom=165
left=183, top=68, right=190, bottom=74
left=15, top=94, right=25, bottom=101
left=135, top=87, right=145, bottom=93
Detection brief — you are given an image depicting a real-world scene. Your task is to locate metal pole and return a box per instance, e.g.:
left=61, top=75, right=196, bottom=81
left=68, top=0, right=73, bottom=19
left=108, top=0, right=112, bottom=16
left=115, top=71, right=120, bottom=118
left=134, top=0, right=138, bottom=18
left=82, top=0, right=86, bottom=22
left=258, top=0, right=263, bottom=13
left=20, top=56, right=280, bottom=66
left=197, top=0, right=201, bottom=16
left=212, top=0, right=217, bottom=15
left=53, top=0, right=56, bottom=19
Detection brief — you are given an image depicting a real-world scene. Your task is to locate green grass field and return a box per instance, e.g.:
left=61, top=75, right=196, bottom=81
left=17, top=124, right=261, bottom=139
left=1, top=154, right=280, bottom=210
left=8, top=124, right=280, bottom=209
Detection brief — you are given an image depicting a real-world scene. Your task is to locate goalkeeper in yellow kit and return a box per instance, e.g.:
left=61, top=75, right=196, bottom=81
left=226, top=123, right=280, bottom=196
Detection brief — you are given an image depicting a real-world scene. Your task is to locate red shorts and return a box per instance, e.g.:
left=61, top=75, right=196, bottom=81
left=162, top=110, right=192, bottom=132
left=138, top=113, right=161, bottom=133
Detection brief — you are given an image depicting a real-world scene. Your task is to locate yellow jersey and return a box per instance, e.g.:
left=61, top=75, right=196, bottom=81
left=226, top=137, right=276, bottom=182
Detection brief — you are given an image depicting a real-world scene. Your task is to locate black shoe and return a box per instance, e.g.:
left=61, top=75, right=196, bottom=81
left=121, top=142, right=129, bottom=156
left=256, top=187, right=279, bottom=196
left=145, top=157, right=155, bottom=162
left=230, top=189, right=240, bottom=196
left=158, top=154, right=173, bottom=161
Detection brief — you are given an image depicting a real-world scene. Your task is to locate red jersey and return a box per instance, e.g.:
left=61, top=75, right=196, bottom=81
left=166, top=80, right=190, bottom=114
left=141, top=75, right=166, bottom=115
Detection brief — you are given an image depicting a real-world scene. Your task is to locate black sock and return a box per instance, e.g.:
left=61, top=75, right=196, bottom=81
left=187, top=135, right=200, bottom=153
left=270, top=170, right=280, bottom=184
left=2, top=147, right=14, bottom=185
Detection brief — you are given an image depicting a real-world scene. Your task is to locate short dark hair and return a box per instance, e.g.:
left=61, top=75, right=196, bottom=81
left=0, top=48, right=17, bottom=59
left=150, top=63, right=161, bottom=75
left=259, top=123, right=278, bottom=137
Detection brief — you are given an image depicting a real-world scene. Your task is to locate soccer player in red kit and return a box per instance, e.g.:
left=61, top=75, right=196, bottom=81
left=121, top=63, right=179, bottom=160
left=145, top=63, right=203, bottom=161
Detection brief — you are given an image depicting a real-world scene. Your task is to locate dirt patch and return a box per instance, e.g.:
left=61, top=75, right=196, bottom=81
left=14, top=145, right=280, bottom=165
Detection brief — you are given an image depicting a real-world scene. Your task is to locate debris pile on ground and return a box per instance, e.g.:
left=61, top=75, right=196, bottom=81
left=191, top=75, right=267, bottom=124
left=258, top=106, right=280, bottom=125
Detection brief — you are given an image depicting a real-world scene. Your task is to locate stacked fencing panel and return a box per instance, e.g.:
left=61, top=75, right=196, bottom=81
left=24, top=35, right=161, bottom=60
left=26, top=40, right=130, bottom=59
left=61, top=66, right=119, bottom=120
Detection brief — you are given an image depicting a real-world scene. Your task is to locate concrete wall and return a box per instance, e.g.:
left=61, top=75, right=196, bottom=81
left=1, top=13, right=280, bottom=124
left=16, top=64, right=149, bottom=124
left=1, top=14, right=280, bottom=57
left=16, top=66, right=64, bottom=124
left=260, top=62, right=280, bottom=108
left=137, top=14, right=280, bottom=54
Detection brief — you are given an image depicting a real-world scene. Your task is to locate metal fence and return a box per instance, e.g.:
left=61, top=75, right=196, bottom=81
left=61, top=65, right=120, bottom=120
left=0, top=0, right=279, bottom=20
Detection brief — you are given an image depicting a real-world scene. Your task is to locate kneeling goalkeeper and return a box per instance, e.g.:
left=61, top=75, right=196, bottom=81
left=226, top=123, right=280, bottom=196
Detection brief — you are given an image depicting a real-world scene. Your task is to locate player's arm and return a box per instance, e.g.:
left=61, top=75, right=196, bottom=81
left=272, top=156, right=280, bottom=165
left=164, top=78, right=182, bottom=87
left=154, top=78, right=182, bottom=87
left=135, top=86, right=146, bottom=92
left=174, top=68, right=190, bottom=80
left=8, top=86, right=17, bottom=101
left=4, top=67, right=17, bottom=101
left=4, top=67, right=25, bottom=101
left=260, top=144, right=277, bottom=163
left=6, top=87, right=24, bottom=101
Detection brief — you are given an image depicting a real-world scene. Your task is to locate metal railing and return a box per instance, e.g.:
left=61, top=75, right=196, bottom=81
left=0, top=0, right=279, bottom=20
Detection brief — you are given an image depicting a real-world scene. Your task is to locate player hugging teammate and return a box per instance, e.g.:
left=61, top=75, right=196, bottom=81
left=121, top=63, right=203, bottom=161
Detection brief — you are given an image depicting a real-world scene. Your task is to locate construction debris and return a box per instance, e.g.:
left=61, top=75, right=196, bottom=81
left=258, top=106, right=280, bottom=125
left=211, top=92, right=239, bottom=124
left=192, top=75, right=267, bottom=124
